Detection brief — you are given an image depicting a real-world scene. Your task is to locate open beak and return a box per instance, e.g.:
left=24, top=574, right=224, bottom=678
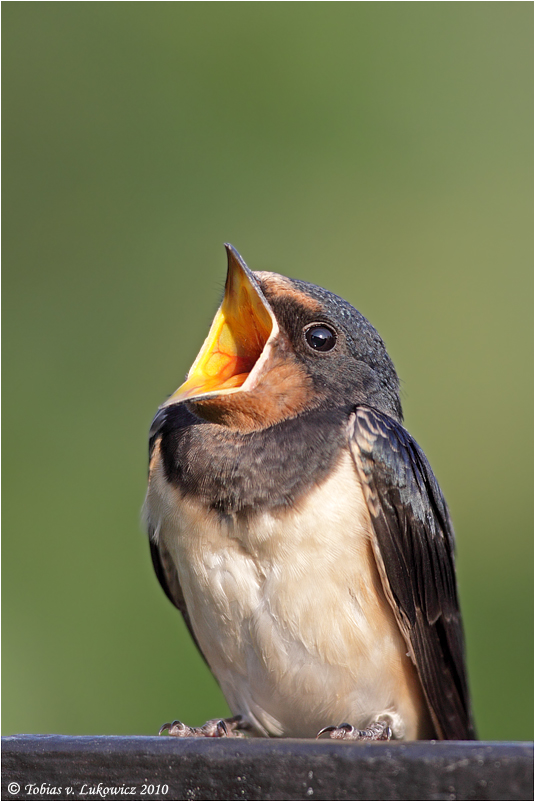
left=161, top=245, right=277, bottom=407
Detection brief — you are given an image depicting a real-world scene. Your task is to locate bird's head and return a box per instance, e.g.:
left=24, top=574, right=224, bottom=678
left=161, top=245, right=402, bottom=431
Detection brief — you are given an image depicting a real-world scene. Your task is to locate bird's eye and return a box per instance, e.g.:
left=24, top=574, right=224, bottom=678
left=304, top=324, right=337, bottom=352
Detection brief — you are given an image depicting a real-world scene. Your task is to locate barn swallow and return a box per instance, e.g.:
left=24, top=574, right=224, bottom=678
left=144, top=244, right=476, bottom=741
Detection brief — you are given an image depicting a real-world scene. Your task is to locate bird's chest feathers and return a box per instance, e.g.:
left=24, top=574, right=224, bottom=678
left=153, top=448, right=389, bottom=673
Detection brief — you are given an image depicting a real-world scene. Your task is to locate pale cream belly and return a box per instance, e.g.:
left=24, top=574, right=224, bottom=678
left=146, top=449, right=432, bottom=739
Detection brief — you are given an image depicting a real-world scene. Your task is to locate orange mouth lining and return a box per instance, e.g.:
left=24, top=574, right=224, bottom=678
left=200, top=287, right=272, bottom=392
left=165, top=260, right=274, bottom=404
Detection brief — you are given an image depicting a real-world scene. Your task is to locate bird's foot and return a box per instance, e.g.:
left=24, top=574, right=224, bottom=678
left=159, top=714, right=248, bottom=738
left=317, top=719, right=392, bottom=741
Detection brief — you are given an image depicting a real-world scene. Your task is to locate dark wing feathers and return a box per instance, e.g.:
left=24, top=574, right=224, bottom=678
left=149, top=531, right=184, bottom=613
left=149, top=534, right=211, bottom=670
left=148, top=424, right=211, bottom=669
left=349, top=405, right=476, bottom=740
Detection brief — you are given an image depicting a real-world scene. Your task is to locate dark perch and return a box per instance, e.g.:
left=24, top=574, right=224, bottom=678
left=2, top=735, right=533, bottom=801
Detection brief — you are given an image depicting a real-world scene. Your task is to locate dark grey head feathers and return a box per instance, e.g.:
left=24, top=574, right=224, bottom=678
left=258, top=274, right=403, bottom=423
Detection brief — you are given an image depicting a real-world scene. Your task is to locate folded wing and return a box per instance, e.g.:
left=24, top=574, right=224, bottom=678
left=349, top=406, right=476, bottom=740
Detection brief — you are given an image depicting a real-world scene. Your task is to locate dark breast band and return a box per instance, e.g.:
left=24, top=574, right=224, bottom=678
left=153, top=403, right=351, bottom=515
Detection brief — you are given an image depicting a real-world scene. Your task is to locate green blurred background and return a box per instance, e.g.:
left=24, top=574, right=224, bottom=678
left=3, top=3, right=532, bottom=740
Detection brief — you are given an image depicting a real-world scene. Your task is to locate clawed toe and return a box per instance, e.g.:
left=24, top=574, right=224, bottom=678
left=159, top=714, right=247, bottom=738
left=159, top=720, right=195, bottom=737
left=316, top=722, right=355, bottom=739
left=316, top=720, right=392, bottom=741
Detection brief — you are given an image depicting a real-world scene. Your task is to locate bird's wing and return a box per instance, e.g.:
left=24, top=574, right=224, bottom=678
left=148, top=528, right=211, bottom=669
left=348, top=405, right=476, bottom=740
left=147, top=410, right=211, bottom=668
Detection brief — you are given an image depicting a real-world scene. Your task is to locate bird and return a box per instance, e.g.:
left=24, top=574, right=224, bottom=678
left=144, top=244, right=476, bottom=741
